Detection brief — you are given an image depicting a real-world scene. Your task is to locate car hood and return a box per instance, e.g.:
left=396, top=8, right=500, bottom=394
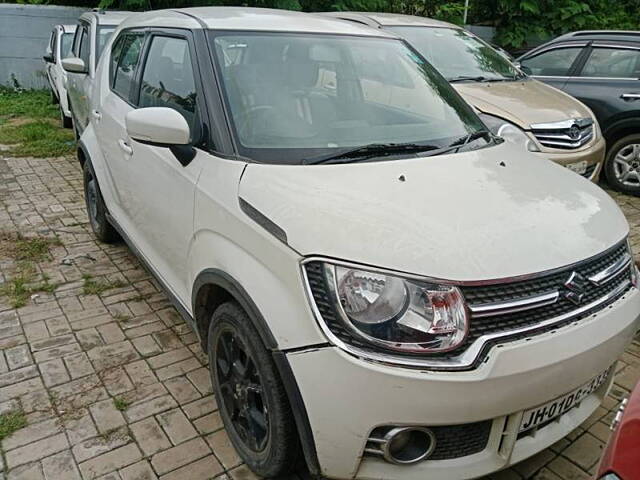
left=238, top=142, right=628, bottom=282
left=454, top=79, right=592, bottom=129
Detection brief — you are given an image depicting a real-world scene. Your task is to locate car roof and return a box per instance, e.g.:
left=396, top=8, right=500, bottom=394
left=549, top=30, right=640, bottom=44
left=61, top=24, right=77, bottom=33
left=320, top=11, right=458, bottom=29
left=117, top=7, right=396, bottom=37
left=79, top=10, right=131, bottom=26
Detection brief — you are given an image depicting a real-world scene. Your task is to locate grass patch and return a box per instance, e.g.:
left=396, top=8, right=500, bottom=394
left=0, top=232, right=62, bottom=262
left=0, top=120, right=74, bottom=157
left=82, top=274, right=126, bottom=296
left=0, top=269, right=58, bottom=308
left=0, top=88, right=58, bottom=119
left=113, top=397, right=130, bottom=412
left=113, top=312, right=131, bottom=323
left=0, top=89, right=74, bottom=157
left=0, top=409, right=27, bottom=441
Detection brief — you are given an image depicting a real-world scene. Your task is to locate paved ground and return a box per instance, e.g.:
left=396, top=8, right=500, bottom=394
left=0, top=154, right=639, bottom=480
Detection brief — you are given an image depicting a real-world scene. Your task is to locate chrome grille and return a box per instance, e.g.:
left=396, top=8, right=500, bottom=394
left=531, top=118, right=594, bottom=149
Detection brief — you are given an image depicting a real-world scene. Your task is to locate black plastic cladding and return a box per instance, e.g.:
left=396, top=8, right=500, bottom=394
left=304, top=240, right=633, bottom=368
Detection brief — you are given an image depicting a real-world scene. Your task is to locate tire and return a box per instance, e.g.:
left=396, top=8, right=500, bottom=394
left=605, top=134, right=640, bottom=196
left=60, top=107, right=72, bottom=129
left=82, top=161, right=119, bottom=243
left=208, top=302, right=300, bottom=477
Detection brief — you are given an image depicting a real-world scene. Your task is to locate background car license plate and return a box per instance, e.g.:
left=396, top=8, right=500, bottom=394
left=567, top=160, right=588, bottom=175
left=519, top=367, right=612, bottom=433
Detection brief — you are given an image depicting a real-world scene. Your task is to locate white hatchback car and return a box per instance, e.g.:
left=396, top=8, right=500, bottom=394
left=62, top=10, right=129, bottom=136
left=44, top=24, right=76, bottom=128
left=79, top=7, right=640, bottom=480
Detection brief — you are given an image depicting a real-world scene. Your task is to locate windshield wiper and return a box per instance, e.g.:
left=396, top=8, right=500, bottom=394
left=302, top=142, right=447, bottom=165
left=448, top=129, right=493, bottom=148
left=449, top=75, right=489, bottom=83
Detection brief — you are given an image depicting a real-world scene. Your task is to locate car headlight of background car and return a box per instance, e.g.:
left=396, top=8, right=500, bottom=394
left=479, top=112, right=540, bottom=152
left=317, top=263, right=469, bottom=354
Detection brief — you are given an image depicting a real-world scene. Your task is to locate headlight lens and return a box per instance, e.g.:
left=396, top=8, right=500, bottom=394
left=328, top=265, right=469, bottom=353
left=479, top=112, right=540, bottom=152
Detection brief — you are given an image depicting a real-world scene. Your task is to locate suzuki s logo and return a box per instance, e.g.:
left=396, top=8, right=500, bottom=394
left=564, top=271, right=588, bottom=305
left=569, top=124, right=581, bottom=141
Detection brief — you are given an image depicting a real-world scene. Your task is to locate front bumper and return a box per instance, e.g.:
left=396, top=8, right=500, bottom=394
left=536, top=136, right=606, bottom=182
left=288, top=286, right=640, bottom=479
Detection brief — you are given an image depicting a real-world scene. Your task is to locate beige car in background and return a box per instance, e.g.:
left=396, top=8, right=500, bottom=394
left=322, top=12, right=606, bottom=181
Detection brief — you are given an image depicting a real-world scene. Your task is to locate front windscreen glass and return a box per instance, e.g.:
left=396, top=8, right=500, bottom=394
left=97, top=26, right=116, bottom=66
left=61, top=32, right=74, bottom=59
left=210, top=32, right=487, bottom=164
left=388, top=26, right=524, bottom=83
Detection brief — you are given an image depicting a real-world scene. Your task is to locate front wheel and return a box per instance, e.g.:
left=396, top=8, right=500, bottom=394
left=208, top=302, right=300, bottom=477
left=82, top=161, right=119, bottom=243
left=605, top=134, right=640, bottom=195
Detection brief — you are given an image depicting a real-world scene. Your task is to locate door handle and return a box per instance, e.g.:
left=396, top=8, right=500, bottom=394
left=91, top=110, right=101, bottom=121
left=621, top=93, right=640, bottom=100
left=118, top=139, right=133, bottom=156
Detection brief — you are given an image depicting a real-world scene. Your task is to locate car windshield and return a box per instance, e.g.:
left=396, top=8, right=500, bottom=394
left=210, top=32, right=488, bottom=164
left=387, top=26, right=524, bottom=82
left=61, top=32, right=74, bottom=58
left=96, top=26, right=116, bottom=65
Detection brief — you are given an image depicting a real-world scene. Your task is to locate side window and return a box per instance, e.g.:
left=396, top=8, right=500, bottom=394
left=51, top=32, right=58, bottom=61
left=78, top=27, right=90, bottom=66
left=110, top=35, right=126, bottom=87
left=113, top=34, right=144, bottom=101
left=520, top=47, right=583, bottom=76
left=72, top=26, right=81, bottom=56
left=139, top=36, right=199, bottom=136
left=580, top=48, right=640, bottom=78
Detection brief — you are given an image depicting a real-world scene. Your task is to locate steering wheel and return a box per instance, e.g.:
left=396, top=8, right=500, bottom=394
left=236, top=105, right=275, bottom=138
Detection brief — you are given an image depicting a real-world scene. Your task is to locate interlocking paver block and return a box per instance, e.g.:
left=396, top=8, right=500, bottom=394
left=157, top=408, right=197, bottom=445
left=79, top=443, right=142, bottom=480
left=130, top=417, right=171, bottom=457
left=150, top=437, right=210, bottom=475
left=90, top=398, right=127, bottom=434
left=5, top=432, right=68, bottom=469
left=41, top=450, right=81, bottom=480
left=118, top=460, right=158, bottom=480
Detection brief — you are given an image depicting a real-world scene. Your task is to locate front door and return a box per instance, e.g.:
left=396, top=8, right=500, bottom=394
left=99, top=30, right=205, bottom=304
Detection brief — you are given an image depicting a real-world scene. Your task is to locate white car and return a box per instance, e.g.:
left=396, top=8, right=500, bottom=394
left=44, top=24, right=76, bottom=128
left=79, top=7, right=640, bottom=480
left=62, top=10, right=129, bottom=136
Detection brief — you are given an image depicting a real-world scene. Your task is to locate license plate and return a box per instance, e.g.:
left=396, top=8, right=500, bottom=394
left=519, top=367, right=612, bottom=434
left=567, top=160, right=588, bottom=175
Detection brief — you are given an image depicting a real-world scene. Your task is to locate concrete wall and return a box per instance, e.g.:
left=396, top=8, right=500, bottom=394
left=0, top=4, right=88, bottom=89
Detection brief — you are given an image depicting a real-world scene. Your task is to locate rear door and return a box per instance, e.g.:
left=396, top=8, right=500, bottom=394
left=67, top=21, right=92, bottom=130
left=519, top=42, right=589, bottom=90
left=561, top=42, right=640, bottom=130
left=46, top=29, right=57, bottom=94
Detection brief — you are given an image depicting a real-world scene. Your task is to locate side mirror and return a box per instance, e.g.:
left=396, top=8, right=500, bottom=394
left=62, top=57, right=87, bottom=74
left=126, top=107, right=195, bottom=166
left=43, top=54, right=54, bottom=63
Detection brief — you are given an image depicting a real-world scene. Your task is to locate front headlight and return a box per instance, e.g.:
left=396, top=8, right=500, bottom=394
left=322, top=264, right=469, bottom=354
left=479, top=112, right=540, bottom=152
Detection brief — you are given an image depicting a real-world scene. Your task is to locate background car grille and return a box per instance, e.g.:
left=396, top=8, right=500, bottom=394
left=581, top=163, right=597, bottom=179
left=531, top=120, right=593, bottom=149
left=366, top=421, right=492, bottom=461
left=304, top=240, right=632, bottom=367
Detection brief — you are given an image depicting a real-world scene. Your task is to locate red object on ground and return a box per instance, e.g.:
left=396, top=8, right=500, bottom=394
left=597, top=381, right=640, bottom=480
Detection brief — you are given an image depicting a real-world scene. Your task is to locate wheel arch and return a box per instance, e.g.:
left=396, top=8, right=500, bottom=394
left=602, top=116, right=640, bottom=148
left=192, top=268, right=278, bottom=352
left=192, top=268, right=321, bottom=476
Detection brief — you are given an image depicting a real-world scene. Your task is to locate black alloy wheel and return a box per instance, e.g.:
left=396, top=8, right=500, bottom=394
left=208, top=302, right=299, bottom=477
left=82, top=161, right=119, bottom=243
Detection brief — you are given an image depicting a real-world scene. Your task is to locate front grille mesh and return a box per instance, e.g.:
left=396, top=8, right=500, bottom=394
left=581, top=163, right=597, bottom=179
left=304, top=240, right=632, bottom=367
